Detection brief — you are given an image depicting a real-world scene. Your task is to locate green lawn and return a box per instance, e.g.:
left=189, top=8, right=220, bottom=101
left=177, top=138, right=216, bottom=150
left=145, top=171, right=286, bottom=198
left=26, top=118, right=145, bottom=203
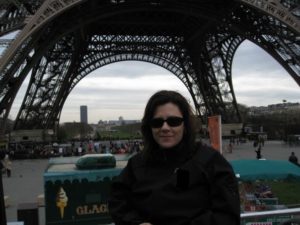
left=264, top=180, right=300, bottom=206
left=239, top=180, right=300, bottom=207
left=98, top=123, right=142, bottom=140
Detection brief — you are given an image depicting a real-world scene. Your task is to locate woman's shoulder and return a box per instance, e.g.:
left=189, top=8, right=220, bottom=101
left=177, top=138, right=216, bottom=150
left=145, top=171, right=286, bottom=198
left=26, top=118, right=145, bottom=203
left=127, top=151, right=147, bottom=168
left=193, top=143, right=235, bottom=174
left=193, top=142, right=224, bottom=164
left=195, top=142, right=218, bottom=155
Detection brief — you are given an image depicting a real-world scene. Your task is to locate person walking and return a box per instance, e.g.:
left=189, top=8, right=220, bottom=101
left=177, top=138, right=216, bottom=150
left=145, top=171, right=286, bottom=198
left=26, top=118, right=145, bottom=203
left=3, top=154, right=12, bottom=177
left=228, top=141, right=233, bottom=153
left=289, top=152, right=299, bottom=166
left=109, top=90, right=240, bottom=225
left=255, top=145, right=262, bottom=159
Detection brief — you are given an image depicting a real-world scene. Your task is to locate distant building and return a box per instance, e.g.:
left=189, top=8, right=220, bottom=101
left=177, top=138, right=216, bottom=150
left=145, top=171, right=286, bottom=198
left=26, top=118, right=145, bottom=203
left=248, top=102, right=300, bottom=116
left=80, top=105, right=88, bottom=124
left=108, top=119, right=140, bottom=126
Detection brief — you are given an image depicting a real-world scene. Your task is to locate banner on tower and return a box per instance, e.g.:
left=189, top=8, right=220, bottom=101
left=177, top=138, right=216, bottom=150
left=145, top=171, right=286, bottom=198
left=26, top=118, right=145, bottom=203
left=208, top=115, right=222, bottom=153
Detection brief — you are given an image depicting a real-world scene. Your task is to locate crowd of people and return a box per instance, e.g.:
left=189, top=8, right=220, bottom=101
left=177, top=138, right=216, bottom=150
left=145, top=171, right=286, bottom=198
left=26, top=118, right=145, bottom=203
left=0, top=139, right=144, bottom=160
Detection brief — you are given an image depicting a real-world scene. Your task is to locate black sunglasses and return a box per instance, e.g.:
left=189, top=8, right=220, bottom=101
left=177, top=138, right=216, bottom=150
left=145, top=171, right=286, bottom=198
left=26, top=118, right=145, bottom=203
left=150, top=116, right=184, bottom=128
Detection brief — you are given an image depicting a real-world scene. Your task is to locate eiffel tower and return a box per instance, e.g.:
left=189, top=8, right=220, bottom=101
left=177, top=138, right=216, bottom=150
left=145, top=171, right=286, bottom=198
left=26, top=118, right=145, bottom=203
left=0, top=0, right=299, bottom=137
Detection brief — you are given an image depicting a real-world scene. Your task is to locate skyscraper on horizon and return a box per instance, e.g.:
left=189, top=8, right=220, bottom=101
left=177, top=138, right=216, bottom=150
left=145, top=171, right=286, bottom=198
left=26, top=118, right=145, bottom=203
left=80, top=105, right=88, bottom=124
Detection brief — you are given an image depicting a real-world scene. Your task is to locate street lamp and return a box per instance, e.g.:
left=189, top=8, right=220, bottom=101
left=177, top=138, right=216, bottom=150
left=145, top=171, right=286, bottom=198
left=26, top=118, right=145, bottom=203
left=0, top=160, right=7, bottom=225
left=282, top=99, right=288, bottom=142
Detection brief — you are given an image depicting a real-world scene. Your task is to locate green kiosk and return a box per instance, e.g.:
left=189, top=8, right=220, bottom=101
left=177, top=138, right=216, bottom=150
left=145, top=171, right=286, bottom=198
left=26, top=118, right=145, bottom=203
left=44, top=154, right=126, bottom=225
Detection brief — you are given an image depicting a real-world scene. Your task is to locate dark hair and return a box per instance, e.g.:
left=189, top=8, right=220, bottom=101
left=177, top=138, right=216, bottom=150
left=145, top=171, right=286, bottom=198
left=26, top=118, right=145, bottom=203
left=141, top=90, right=196, bottom=161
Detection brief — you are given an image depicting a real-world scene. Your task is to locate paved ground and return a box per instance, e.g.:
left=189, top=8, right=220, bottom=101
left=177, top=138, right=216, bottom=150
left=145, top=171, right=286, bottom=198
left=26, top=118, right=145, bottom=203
left=2, top=158, right=48, bottom=225
left=222, top=140, right=299, bottom=161
left=1, top=140, right=299, bottom=224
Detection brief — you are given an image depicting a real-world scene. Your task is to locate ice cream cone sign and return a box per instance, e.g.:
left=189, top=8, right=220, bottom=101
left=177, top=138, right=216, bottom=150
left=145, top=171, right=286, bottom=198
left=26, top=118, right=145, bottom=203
left=56, top=187, right=68, bottom=219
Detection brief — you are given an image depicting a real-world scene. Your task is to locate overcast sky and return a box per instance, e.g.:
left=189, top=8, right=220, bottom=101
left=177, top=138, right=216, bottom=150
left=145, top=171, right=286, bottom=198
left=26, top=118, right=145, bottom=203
left=5, top=40, right=300, bottom=124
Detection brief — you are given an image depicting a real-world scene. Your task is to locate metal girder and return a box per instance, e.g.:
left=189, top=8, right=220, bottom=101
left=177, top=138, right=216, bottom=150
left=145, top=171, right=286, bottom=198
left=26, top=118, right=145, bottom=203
left=0, top=0, right=44, bottom=36
left=0, top=38, right=12, bottom=46
left=13, top=32, right=205, bottom=129
left=253, top=35, right=300, bottom=85
left=238, top=0, right=300, bottom=34
left=185, top=32, right=244, bottom=123
left=0, top=0, right=299, bottom=134
left=228, top=3, right=300, bottom=84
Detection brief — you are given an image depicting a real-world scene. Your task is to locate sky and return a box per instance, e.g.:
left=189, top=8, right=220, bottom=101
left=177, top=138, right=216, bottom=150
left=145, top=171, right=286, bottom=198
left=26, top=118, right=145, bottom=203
left=3, top=40, right=300, bottom=124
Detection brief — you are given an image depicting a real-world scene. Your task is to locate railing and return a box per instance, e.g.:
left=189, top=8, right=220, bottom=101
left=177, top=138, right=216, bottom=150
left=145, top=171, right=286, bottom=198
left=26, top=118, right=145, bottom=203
left=75, top=208, right=300, bottom=225
left=0, top=39, right=13, bottom=47
left=241, top=207, right=300, bottom=225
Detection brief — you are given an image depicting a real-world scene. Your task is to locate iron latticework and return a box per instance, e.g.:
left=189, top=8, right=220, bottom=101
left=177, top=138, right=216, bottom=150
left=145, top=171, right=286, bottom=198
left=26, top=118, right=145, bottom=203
left=0, top=0, right=299, bottom=135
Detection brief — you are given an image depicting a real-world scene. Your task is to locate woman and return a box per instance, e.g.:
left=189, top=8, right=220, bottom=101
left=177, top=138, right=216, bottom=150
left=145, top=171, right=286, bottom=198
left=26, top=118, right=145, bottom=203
left=109, top=90, right=240, bottom=225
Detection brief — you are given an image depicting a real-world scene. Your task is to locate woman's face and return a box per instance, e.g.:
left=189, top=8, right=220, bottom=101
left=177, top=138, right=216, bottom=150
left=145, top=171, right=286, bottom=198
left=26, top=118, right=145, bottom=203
left=151, top=102, right=184, bottom=149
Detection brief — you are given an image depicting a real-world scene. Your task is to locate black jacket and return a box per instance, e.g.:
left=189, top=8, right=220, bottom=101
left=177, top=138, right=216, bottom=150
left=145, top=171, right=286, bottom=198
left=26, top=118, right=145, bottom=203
left=109, top=144, right=240, bottom=225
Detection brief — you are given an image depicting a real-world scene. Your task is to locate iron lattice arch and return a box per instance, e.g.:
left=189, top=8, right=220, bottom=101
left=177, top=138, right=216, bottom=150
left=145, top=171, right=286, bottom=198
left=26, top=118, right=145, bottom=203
left=0, top=0, right=299, bottom=133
